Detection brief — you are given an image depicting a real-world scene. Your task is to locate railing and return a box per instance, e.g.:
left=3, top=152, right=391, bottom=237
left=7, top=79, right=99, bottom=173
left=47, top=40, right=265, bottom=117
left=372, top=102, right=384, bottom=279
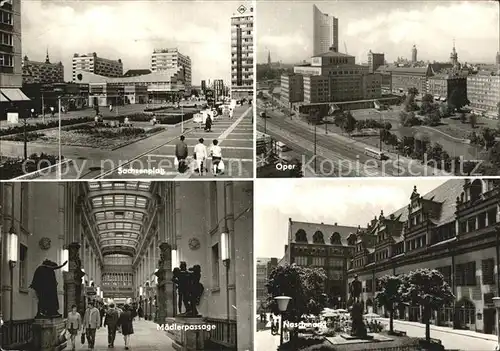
left=1, top=319, right=34, bottom=349
left=205, top=318, right=237, bottom=349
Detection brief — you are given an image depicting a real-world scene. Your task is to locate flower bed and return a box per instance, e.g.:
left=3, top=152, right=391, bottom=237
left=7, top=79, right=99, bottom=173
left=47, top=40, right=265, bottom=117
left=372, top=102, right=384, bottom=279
left=55, top=125, right=165, bottom=149
left=0, top=153, right=61, bottom=180
left=0, top=117, right=94, bottom=137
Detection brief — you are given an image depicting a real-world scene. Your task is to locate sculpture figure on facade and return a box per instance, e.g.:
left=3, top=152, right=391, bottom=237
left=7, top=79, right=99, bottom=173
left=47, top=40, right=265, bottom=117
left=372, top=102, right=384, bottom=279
left=30, top=259, right=68, bottom=318
left=348, top=275, right=368, bottom=338
left=172, top=262, right=204, bottom=317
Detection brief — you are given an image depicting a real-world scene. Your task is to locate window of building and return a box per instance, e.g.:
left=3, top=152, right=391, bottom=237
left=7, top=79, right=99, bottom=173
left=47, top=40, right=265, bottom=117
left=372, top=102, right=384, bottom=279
left=313, top=230, right=325, bottom=244
left=1, top=11, right=12, bottom=25
left=211, top=244, right=220, bottom=288
left=488, top=208, right=498, bottom=226
left=436, top=266, right=452, bottom=286
left=0, top=31, right=12, bottom=46
left=19, top=244, right=27, bottom=289
left=456, top=261, right=476, bottom=286
left=482, top=258, right=495, bottom=285
left=0, top=53, right=12, bottom=67
left=295, top=229, right=308, bottom=243
left=209, top=182, right=218, bottom=230
left=459, top=221, right=467, bottom=234
left=478, top=212, right=486, bottom=229
left=294, top=256, right=308, bottom=266
left=365, top=279, right=373, bottom=292
left=467, top=217, right=476, bottom=232
left=311, top=257, right=325, bottom=266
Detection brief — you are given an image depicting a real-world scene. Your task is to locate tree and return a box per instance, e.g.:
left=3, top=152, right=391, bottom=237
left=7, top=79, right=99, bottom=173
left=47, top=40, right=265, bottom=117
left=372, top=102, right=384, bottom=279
left=266, top=264, right=327, bottom=342
left=425, top=109, right=441, bottom=126
left=407, top=87, right=419, bottom=96
left=420, top=94, right=434, bottom=115
left=342, top=111, right=356, bottom=134
left=375, top=275, right=404, bottom=334
left=190, top=88, right=200, bottom=97
left=384, top=122, right=392, bottom=130
left=481, top=127, right=498, bottom=149
left=399, top=269, right=454, bottom=343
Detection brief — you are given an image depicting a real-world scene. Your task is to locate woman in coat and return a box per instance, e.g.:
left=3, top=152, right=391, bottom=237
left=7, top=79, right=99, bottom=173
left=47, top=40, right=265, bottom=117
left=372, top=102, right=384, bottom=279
left=118, top=304, right=134, bottom=350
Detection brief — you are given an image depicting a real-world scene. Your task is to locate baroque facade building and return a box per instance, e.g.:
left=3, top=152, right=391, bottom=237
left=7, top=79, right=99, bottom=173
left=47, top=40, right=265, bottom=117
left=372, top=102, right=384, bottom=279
left=349, top=179, right=500, bottom=335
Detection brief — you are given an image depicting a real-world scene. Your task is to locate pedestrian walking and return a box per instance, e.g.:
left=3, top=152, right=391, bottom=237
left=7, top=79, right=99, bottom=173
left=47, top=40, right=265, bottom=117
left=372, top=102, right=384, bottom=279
left=175, top=135, right=188, bottom=173
left=210, top=139, right=223, bottom=176
left=109, top=104, right=113, bottom=112
left=50, top=106, right=55, bottom=117
left=117, top=304, right=134, bottom=350
left=229, top=108, right=234, bottom=119
left=99, top=304, right=106, bottom=327
left=204, top=114, right=212, bottom=132
left=193, top=138, right=208, bottom=175
left=83, top=300, right=101, bottom=350
left=137, top=306, right=144, bottom=320
left=104, top=303, right=120, bottom=348
left=66, top=304, right=82, bottom=351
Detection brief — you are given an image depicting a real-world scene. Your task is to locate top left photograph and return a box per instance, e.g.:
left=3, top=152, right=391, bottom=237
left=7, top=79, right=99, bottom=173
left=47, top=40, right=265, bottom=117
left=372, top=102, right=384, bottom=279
left=0, top=0, right=254, bottom=180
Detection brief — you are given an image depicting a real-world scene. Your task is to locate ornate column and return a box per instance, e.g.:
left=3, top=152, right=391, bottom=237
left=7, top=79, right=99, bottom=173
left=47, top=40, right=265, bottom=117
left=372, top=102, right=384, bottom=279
left=155, top=242, right=172, bottom=323
left=67, top=242, right=85, bottom=315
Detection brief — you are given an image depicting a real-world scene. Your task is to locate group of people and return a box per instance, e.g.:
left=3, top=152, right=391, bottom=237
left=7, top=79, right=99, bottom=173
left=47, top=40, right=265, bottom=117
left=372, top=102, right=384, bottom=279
left=175, top=136, right=224, bottom=176
left=65, top=300, right=136, bottom=350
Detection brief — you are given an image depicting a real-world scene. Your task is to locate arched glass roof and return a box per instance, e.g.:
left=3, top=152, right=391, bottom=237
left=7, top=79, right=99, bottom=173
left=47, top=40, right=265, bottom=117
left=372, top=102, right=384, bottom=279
left=87, top=181, right=153, bottom=257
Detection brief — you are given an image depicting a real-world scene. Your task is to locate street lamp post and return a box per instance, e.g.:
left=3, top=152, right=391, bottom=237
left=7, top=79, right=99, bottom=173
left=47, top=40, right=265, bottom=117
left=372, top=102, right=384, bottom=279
left=275, top=296, right=291, bottom=347
left=314, top=121, right=317, bottom=174
left=7, top=228, right=18, bottom=346
left=171, top=249, right=178, bottom=316
left=493, top=297, right=500, bottom=349
left=221, top=228, right=231, bottom=341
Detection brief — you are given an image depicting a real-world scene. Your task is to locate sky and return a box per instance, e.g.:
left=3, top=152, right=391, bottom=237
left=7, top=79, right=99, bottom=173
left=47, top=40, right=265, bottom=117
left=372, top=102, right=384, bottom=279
left=255, top=178, right=448, bottom=258
left=257, top=0, right=499, bottom=65
left=21, top=0, right=253, bottom=84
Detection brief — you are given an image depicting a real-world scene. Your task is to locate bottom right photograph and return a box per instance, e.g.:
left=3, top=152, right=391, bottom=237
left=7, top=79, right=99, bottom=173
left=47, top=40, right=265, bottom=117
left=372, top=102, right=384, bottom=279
left=255, top=178, right=500, bottom=351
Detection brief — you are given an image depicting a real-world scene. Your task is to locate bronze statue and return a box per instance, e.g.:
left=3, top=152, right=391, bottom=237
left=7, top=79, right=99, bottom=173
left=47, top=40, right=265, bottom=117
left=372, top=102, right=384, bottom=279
left=30, top=259, right=68, bottom=318
left=349, top=274, right=362, bottom=303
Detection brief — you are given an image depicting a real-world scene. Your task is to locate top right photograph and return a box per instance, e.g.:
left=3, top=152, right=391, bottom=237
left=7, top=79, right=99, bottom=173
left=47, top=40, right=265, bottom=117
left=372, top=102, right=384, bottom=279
left=256, top=0, right=500, bottom=178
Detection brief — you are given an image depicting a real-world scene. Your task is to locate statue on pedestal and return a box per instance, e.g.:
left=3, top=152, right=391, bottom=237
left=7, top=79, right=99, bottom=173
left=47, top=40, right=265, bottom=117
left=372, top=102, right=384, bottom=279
left=172, top=262, right=204, bottom=317
left=349, top=274, right=368, bottom=338
left=30, top=259, right=68, bottom=318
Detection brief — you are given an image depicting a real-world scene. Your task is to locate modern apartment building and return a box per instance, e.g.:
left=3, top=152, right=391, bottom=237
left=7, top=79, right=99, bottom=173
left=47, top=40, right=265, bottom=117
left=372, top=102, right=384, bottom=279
left=151, top=48, right=192, bottom=91
left=230, top=5, right=254, bottom=99
left=313, top=4, right=339, bottom=55
left=376, top=65, right=434, bottom=96
left=0, top=0, right=30, bottom=118
left=213, top=79, right=225, bottom=100
left=467, top=69, right=500, bottom=118
left=72, top=52, right=123, bottom=82
left=22, top=53, right=64, bottom=84
left=349, top=179, right=500, bottom=336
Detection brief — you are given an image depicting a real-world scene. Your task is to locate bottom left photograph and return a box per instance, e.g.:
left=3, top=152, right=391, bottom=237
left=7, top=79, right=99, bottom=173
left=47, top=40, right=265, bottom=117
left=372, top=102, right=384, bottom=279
left=0, top=181, right=253, bottom=351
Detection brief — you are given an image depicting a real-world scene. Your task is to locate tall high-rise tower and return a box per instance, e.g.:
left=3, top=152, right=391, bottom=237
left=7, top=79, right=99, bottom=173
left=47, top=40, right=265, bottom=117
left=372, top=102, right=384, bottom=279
left=411, top=45, right=417, bottom=64
left=268, top=50, right=271, bottom=65
left=450, top=39, right=458, bottom=66
left=496, top=52, right=500, bottom=65
left=313, top=5, right=339, bottom=55
left=230, top=5, right=254, bottom=99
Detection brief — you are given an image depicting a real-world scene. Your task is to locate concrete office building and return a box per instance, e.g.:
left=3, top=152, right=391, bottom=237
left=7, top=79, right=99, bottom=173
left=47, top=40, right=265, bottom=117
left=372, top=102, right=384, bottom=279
left=280, top=73, right=304, bottom=106
left=72, top=53, right=123, bottom=82
left=427, top=73, right=467, bottom=103
left=151, top=48, right=192, bottom=91
left=313, top=4, right=339, bottom=55
left=213, top=79, right=225, bottom=100
left=0, top=0, right=30, bottom=118
left=74, top=68, right=186, bottom=106
left=376, top=65, right=434, bottom=96
left=22, top=53, right=64, bottom=84
left=0, top=181, right=253, bottom=350
left=349, top=179, right=500, bottom=336
left=290, top=51, right=380, bottom=105
left=467, top=69, right=500, bottom=118
left=230, top=5, right=254, bottom=99
left=368, top=50, right=385, bottom=74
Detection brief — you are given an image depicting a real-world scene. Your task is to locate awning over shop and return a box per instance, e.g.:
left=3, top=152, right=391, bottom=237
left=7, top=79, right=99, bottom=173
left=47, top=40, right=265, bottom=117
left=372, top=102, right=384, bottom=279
left=0, top=88, right=31, bottom=102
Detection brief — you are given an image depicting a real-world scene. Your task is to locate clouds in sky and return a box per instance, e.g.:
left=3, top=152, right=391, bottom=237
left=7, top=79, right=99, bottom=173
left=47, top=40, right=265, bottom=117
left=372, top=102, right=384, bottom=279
left=258, top=1, right=499, bottom=64
left=21, top=1, right=249, bottom=84
left=255, top=179, right=447, bottom=258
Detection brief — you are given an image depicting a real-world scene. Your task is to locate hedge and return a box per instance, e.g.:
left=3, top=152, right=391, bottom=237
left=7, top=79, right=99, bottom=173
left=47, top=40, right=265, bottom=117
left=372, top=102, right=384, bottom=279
left=0, top=153, right=61, bottom=180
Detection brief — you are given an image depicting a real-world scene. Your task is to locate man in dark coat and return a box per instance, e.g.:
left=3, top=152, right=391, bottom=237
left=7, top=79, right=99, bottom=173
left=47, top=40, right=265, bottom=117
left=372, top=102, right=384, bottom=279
left=104, top=303, right=120, bottom=348
left=175, top=135, right=189, bottom=173
left=30, top=259, right=67, bottom=317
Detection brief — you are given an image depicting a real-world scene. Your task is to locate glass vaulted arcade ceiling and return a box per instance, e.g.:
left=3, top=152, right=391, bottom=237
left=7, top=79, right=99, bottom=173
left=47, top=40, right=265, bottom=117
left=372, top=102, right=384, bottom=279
left=87, top=181, right=153, bottom=259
